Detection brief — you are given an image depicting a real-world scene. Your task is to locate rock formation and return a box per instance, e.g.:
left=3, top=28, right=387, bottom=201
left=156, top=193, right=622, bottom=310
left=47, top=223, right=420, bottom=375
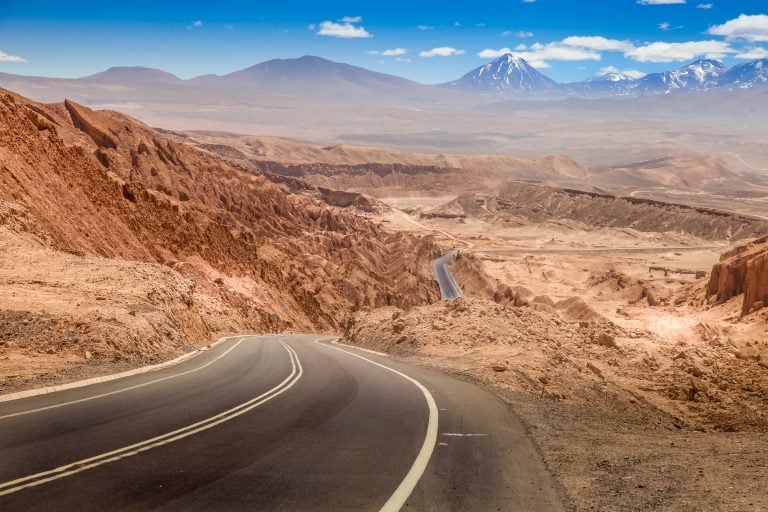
left=707, top=235, right=768, bottom=315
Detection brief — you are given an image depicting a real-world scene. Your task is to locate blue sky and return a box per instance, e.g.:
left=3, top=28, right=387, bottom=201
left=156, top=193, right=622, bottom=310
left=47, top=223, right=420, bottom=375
left=1, top=0, right=767, bottom=83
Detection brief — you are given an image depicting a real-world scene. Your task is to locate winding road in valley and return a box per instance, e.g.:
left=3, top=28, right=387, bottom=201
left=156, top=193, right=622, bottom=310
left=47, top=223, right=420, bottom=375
left=430, top=244, right=718, bottom=301
left=432, top=250, right=463, bottom=301
left=0, top=335, right=564, bottom=511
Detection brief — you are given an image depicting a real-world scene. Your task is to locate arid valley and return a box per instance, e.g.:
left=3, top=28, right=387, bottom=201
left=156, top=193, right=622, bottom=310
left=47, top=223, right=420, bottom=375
left=2, top=3, right=768, bottom=511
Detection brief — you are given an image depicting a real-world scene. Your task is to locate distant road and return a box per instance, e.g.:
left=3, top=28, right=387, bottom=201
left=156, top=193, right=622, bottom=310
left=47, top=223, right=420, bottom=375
left=468, top=245, right=719, bottom=255
left=432, top=250, right=463, bottom=300
left=0, top=335, right=564, bottom=511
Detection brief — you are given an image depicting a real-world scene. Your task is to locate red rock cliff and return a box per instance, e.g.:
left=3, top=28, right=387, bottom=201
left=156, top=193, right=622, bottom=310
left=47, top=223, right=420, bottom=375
left=707, top=236, right=768, bottom=315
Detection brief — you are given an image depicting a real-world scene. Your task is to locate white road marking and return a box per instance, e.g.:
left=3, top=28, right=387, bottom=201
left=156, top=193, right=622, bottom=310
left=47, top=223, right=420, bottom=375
left=0, top=340, right=304, bottom=497
left=0, top=337, right=248, bottom=421
left=328, top=338, right=390, bottom=357
left=314, top=340, right=438, bottom=512
left=0, top=335, right=241, bottom=404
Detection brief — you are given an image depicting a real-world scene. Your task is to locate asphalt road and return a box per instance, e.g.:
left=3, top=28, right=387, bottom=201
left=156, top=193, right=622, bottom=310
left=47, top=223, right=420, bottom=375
left=0, top=335, right=565, bottom=511
left=432, top=250, right=463, bottom=301
left=469, top=245, right=719, bottom=254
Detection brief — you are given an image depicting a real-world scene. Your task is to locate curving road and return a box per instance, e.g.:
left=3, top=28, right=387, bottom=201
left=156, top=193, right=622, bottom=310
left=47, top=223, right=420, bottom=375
left=432, top=250, right=463, bottom=301
left=0, top=335, right=564, bottom=511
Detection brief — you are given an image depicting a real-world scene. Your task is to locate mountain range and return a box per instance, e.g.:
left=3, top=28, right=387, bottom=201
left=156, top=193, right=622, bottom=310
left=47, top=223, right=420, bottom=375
left=0, top=55, right=765, bottom=107
left=446, top=55, right=768, bottom=97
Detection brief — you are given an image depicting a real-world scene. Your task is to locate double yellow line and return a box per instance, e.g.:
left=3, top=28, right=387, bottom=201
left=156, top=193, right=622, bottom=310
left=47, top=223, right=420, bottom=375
left=0, top=340, right=303, bottom=497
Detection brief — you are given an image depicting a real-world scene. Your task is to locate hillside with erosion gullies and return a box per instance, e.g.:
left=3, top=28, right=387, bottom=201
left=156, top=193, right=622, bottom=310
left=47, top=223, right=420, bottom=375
left=163, top=131, right=596, bottom=198
left=0, top=89, right=445, bottom=389
left=425, top=181, right=768, bottom=242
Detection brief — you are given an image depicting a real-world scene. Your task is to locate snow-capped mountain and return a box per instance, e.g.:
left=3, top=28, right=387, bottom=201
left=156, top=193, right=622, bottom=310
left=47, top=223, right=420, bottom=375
left=441, top=54, right=561, bottom=94
left=632, top=59, right=727, bottom=94
left=716, top=59, right=768, bottom=89
left=568, top=72, right=637, bottom=96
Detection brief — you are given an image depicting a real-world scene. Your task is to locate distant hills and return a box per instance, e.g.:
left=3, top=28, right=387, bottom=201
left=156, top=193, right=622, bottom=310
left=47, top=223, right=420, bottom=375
left=0, top=56, right=468, bottom=106
left=187, top=55, right=443, bottom=101
left=83, top=66, right=183, bottom=84
left=0, top=55, right=766, bottom=106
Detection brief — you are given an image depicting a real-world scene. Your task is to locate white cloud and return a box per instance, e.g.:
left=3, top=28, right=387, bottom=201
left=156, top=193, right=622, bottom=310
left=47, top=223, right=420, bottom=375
left=382, top=48, right=408, bottom=56
left=419, top=47, right=465, bottom=57
left=562, top=36, right=634, bottom=52
left=626, top=40, right=735, bottom=62
left=0, top=50, right=25, bottom=62
left=623, top=69, right=648, bottom=79
left=659, top=22, right=671, bottom=31
left=523, top=0, right=538, bottom=3
left=481, top=35, right=634, bottom=68
left=735, top=46, right=768, bottom=59
left=341, top=16, right=362, bottom=23
left=696, top=3, right=713, bottom=8
left=417, top=25, right=434, bottom=31
left=186, top=20, right=203, bottom=29
left=316, top=19, right=372, bottom=38
left=477, top=47, right=513, bottom=59
left=598, top=65, right=646, bottom=78
left=478, top=42, right=601, bottom=68
left=501, top=30, right=534, bottom=38
left=518, top=43, right=602, bottom=67
left=476, top=22, right=487, bottom=28
left=637, top=0, right=685, bottom=4
left=708, top=14, right=768, bottom=43
left=395, top=57, right=412, bottom=63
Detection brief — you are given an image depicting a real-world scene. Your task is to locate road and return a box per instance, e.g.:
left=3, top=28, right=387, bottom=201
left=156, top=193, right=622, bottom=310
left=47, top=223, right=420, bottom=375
left=0, top=335, right=564, bottom=511
left=431, top=245, right=717, bottom=301
left=468, top=245, right=719, bottom=255
left=431, top=250, right=463, bottom=301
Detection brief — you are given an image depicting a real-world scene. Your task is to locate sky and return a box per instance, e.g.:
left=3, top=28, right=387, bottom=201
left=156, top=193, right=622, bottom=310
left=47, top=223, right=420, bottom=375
left=1, top=1, right=767, bottom=84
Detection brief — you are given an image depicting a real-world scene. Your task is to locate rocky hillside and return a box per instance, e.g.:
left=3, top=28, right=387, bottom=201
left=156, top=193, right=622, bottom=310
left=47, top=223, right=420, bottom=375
left=0, top=88, right=443, bottom=383
left=167, top=132, right=590, bottom=196
left=707, top=236, right=768, bottom=315
left=254, top=160, right=504, bottom=197
left=426, top=182, right=768, bottom=242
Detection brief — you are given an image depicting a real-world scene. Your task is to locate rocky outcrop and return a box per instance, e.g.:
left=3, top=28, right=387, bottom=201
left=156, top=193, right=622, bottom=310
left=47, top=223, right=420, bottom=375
left=707, top=236, right=768, bottom=315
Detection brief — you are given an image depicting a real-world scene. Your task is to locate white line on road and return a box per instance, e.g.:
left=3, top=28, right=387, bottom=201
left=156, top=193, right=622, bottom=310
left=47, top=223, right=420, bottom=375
left=328, top=338, right=390, bottom=357
left=0, top=335, right=243, bottom=404
left=0, top=337, right=248, bottom=421
left=314, top=340, right=438, bottom=512
left=0, top=340, right=304, bottom=497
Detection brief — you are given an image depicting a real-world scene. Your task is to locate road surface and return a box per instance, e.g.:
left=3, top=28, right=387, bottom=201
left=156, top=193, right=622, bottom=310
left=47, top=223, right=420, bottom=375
left=431, top=250, right=463, bottom=301
left=0, top=335, right=564, bottom=511
left=468, top=245, right=719, bottom=255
